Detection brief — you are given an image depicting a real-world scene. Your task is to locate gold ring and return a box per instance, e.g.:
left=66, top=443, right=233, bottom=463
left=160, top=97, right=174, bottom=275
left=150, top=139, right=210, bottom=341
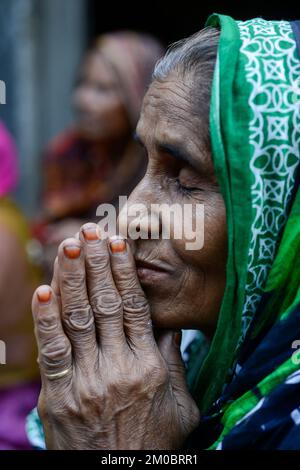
left=44, top=368, right=71, bottom=380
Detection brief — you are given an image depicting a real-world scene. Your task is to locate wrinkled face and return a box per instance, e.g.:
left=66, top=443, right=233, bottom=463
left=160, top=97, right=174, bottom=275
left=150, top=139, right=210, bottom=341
left=119, top=72, right=227, bottom=337
left=73, top=52, right=131, bottom=140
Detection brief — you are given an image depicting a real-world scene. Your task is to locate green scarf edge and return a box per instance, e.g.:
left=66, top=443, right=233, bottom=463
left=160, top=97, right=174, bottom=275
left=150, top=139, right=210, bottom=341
left=190, top=13, right=254, bottom=414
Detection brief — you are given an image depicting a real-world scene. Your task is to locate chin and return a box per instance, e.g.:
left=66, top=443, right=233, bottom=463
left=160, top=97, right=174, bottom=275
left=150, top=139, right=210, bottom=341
left=148, top=302, right=193, bottom=330
left=147, top=296, right=213, bottom=336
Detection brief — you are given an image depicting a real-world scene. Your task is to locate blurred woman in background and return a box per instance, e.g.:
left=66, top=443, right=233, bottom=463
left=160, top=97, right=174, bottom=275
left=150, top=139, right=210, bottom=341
left=38, top=32, right=163, bottom=271
left=0, top=122, right=40, bottom=449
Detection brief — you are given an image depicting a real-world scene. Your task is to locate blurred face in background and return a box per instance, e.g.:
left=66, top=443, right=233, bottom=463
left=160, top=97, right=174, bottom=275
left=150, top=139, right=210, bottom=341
left=73, top=51, right=131, bottom=141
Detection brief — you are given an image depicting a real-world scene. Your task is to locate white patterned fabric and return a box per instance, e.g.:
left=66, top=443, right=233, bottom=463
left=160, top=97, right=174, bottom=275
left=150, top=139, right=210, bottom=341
left=237, top=19, right=300, bottom=342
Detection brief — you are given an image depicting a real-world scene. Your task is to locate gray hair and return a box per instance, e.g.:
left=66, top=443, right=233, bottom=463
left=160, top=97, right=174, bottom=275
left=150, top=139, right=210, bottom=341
left=152, top=27, right=220, bottom=147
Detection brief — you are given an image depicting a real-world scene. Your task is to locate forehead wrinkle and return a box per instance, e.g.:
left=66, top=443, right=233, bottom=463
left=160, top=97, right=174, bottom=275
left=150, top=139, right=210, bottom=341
left=138, top=78, right=212, bottom=169
left=142, top=87, right=201, bottom=136
left=145, top=81, right=194, bottom=113
left=139, top=102, right=198, bottom=152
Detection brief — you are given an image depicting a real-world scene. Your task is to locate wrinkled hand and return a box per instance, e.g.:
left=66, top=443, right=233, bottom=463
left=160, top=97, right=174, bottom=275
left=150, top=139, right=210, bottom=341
left=32, top=223, right=200, bottom=450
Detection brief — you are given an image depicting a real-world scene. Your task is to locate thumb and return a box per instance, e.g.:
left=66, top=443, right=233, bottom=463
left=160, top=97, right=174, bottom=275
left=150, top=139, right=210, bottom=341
left=157, top=330, right=188, bottom=394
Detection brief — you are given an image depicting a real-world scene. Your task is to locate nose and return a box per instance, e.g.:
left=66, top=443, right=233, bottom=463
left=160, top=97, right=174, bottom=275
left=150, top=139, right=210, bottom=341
left=73, top=86, right=96, bottom=114
left=117, top=180, right=161, bottom=241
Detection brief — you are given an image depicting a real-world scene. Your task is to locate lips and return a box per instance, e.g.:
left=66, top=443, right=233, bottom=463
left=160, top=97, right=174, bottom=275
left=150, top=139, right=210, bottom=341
left=134, top=258, right=171, bottom=285
left=135, top=259, right=168, bottom=272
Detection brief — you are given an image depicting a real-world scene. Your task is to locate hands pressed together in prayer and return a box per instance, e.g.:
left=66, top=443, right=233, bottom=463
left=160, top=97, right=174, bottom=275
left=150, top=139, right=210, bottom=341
left=32, top=223, right=200, bottom=450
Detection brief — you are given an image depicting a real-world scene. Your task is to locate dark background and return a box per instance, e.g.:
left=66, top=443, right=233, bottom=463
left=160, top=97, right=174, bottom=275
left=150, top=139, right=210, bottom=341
left=88, top=1, right=299, bottom=46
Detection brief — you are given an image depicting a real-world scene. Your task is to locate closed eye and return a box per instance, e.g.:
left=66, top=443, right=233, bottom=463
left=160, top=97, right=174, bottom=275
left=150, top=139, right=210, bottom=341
left=175, top=177, right=203, bottom=195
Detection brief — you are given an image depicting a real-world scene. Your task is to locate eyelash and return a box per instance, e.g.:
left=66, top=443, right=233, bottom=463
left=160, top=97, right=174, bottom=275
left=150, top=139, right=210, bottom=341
left=175, top=177, right=200, bottom=196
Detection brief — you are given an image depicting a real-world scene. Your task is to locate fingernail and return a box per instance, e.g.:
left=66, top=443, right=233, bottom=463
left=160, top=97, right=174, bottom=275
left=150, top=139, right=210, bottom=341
left=173, top=331, right=182, bottom=348
left=110, top=236, right=126, bottom=254
left=37, top=285, right=52, bottom=303
left=63, top=245, right=81, bottom=259
left=82, top=225, right=101, bottom=243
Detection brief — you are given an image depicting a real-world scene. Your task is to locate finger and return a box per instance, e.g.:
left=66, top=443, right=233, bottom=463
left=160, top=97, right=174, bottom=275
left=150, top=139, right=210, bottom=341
left=57, top=238, right=98, bottom=362
left=79, top=223, right=126, bottom=351
left=157, top=330, right=189, bottom=394
left=109, top=235, right=154, bottom=351
left=51, top=257, right=61, bottom=311
left=32, top=285, right=72, bottom=387
left=51, top=257, right=59, bottom=295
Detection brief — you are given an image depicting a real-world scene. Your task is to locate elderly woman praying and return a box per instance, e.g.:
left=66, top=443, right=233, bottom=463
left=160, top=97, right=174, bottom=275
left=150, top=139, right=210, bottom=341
left=29, top=15, right=300, bottom=450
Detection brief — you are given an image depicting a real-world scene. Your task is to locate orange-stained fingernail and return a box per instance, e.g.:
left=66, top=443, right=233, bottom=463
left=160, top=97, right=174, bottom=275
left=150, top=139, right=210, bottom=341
left=82, top=225, right=101, bottom=242
left=110, top=236, right=126, bottom=254
left=37, top=285, right=52, bottom=303
left=63, top=245, right=81, bottom=259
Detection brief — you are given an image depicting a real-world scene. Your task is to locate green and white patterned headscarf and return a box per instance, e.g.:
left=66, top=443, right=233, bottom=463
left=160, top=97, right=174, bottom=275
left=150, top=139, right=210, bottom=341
left=189, top=14, right=300, bottom=414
